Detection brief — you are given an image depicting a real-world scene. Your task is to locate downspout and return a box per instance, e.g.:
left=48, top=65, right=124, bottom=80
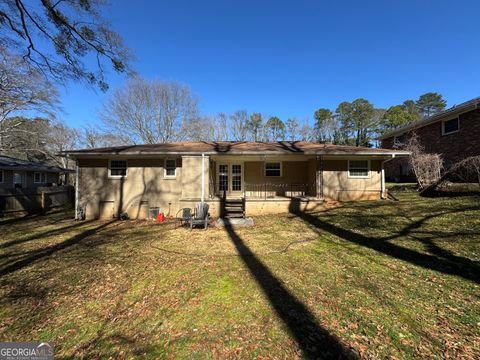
left=381, top=154, right=395, bottom=199
left=320, top=155, right=324, bottom=199
left=75, top=158, right=79, bottom=219
left=201, top=153, right=205, bottom=204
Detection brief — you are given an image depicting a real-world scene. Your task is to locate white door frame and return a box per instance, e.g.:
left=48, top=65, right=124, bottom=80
left=216, top=161, right=244, bottom=197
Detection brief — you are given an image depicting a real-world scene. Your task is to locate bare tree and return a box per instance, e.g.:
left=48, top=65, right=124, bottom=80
left=0, top=116, right=49, bottom=159
left=397, top=132, right=443, bottom=189
left=0, top=115, right=80, bottom=169
left=100, top=77, right=199, bottom=144
left=420, top=155, right=480, bottom=196
left=0, top=50, right=58, bottom=152
left=213, top=112, right=228, bottom=141
left=286, top=118, right=300, bottom=141
left=229, top=110, right=249, bottom=141
left=81, top=125, right=130, bottom=149
left=184, top=113, right=230, bottom=141
left=298, top=117, right=314, bottom=141
left=184, top=116, right=215, bottom=141
left=0, top=0, right=132, bottom=89
left=45, top=120, right=80, bottom=168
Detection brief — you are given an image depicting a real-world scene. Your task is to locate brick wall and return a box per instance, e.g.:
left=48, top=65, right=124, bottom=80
left=381, top=108, right=480, bottom=181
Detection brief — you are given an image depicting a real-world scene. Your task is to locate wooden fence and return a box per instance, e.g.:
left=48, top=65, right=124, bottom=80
left=0, top=185, right=74, bottom=214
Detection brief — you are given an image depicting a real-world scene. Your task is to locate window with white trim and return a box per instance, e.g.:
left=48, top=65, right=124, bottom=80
left=0, top=170, right=3, bottom=183
left=348, top=160, right=369, bottom=178
left=164, top=159, right=177, bottom=178
left=109, top=160, right=127, bottom=177
left=34, top=172, right=47, bottom=183
left=13, top=172, right=23, bottom=188
left=265, top=162, right=281, bottom=177
left=442, top=118, right=459, bottom=135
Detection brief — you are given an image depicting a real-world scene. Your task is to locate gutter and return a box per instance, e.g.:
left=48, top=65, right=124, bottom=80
left=63, top=151, right=410, bottom=157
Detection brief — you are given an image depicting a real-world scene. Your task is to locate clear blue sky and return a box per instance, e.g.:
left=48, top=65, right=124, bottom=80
left=60, top=0, right=480, bottom=128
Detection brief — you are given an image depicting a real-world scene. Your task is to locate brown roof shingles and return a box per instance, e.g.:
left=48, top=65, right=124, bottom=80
left=64, top=141, right=409, bottom=157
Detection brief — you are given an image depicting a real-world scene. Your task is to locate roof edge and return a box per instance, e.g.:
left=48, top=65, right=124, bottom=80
left=65, top=150, right=410, bottom=157
left=377, top=96, right=480, bottom=140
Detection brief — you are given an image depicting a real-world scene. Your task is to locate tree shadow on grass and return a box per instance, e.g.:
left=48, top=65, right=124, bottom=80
left=224, top=224, right=355, bottom=359
left=289, top=202, right=480, bottom=284
left=0, top=220, right=115, bottom=278
left=0, top=220, right=95, bottom=250
left=0, top=208, right=66, bottom=226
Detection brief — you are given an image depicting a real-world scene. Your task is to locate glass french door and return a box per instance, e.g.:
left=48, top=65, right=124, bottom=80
left=217, top=163, right=243, bottom=196
left=218, top=164, right=229, bottom=192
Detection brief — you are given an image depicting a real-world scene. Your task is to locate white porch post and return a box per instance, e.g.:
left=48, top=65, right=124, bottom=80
left=75, top=159, right=79, bottom=219
left=381, top=165, right=385, bottom=198
left=316, top=155, right=323, bottom=199
left=201, top=153, right=205, bottom=203
left=381, top=154, right=395, bottom=199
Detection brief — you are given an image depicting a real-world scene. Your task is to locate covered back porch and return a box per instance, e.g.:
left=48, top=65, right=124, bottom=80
left=208, top=155, right=322, bottom=201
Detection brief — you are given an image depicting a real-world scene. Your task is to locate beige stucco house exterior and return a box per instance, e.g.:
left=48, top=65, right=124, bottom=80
left=64, top=142, right=409, bottom=219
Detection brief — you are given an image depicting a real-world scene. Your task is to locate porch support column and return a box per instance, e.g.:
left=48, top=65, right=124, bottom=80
left=381, top=154, right=395, bottom=199
left=74, top=159, right=79, bottom=220
left=201, top=153, right=205, bottom=203
left=316, top=155, right=324, bottom=199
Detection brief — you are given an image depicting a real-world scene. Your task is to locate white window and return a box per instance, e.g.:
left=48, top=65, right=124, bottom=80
left=0, top=170, right=3, bottom=183
left=348, top=160, right=369, bottom=178
left=442, top=118, right=459, bottom=135
left=34, top=172, right=47, bottom=183
left=109, top=160, right=127, bottom=177
left=13, top=172, right=23, bottom=188
left=164, top=159, right=177, bottom=178
left=265, top=162, right=281, bottom=177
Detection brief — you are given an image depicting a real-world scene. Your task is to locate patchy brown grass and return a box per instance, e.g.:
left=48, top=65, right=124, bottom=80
left=1, top=191, right=479, bottom=359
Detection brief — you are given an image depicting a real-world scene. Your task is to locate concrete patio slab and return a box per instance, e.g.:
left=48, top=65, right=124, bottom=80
left=216, top=217, right=255, bottom=227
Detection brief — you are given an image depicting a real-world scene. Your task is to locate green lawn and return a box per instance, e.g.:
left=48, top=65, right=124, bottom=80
left=1, top=190, right=479, bottom=359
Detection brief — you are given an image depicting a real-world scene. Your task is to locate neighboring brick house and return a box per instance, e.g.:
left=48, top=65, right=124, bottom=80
left=378, top=97, right=480, bottom=182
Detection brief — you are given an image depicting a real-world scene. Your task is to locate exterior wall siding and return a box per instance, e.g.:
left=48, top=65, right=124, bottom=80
left=243, top=160, right=309, bottom=184
left=381, top=108, right=480, bottom=181
left=181, top=156, right=209, bottom=199
left=323, top=159, right=382, bottom=201
left=79, top=156, right=384, bottom=219
left=0, top=170, right=13, bottom=189
left=79, top=157, right=184, bottom=219
left=0, top=170, right=59, bottom=189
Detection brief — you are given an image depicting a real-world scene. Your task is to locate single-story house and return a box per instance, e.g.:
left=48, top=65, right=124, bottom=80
left=64, top=142, right=408, bottom=220
left=378, top=96, right=480, bottom=182
left=0, top=155, right=72, bottom=189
